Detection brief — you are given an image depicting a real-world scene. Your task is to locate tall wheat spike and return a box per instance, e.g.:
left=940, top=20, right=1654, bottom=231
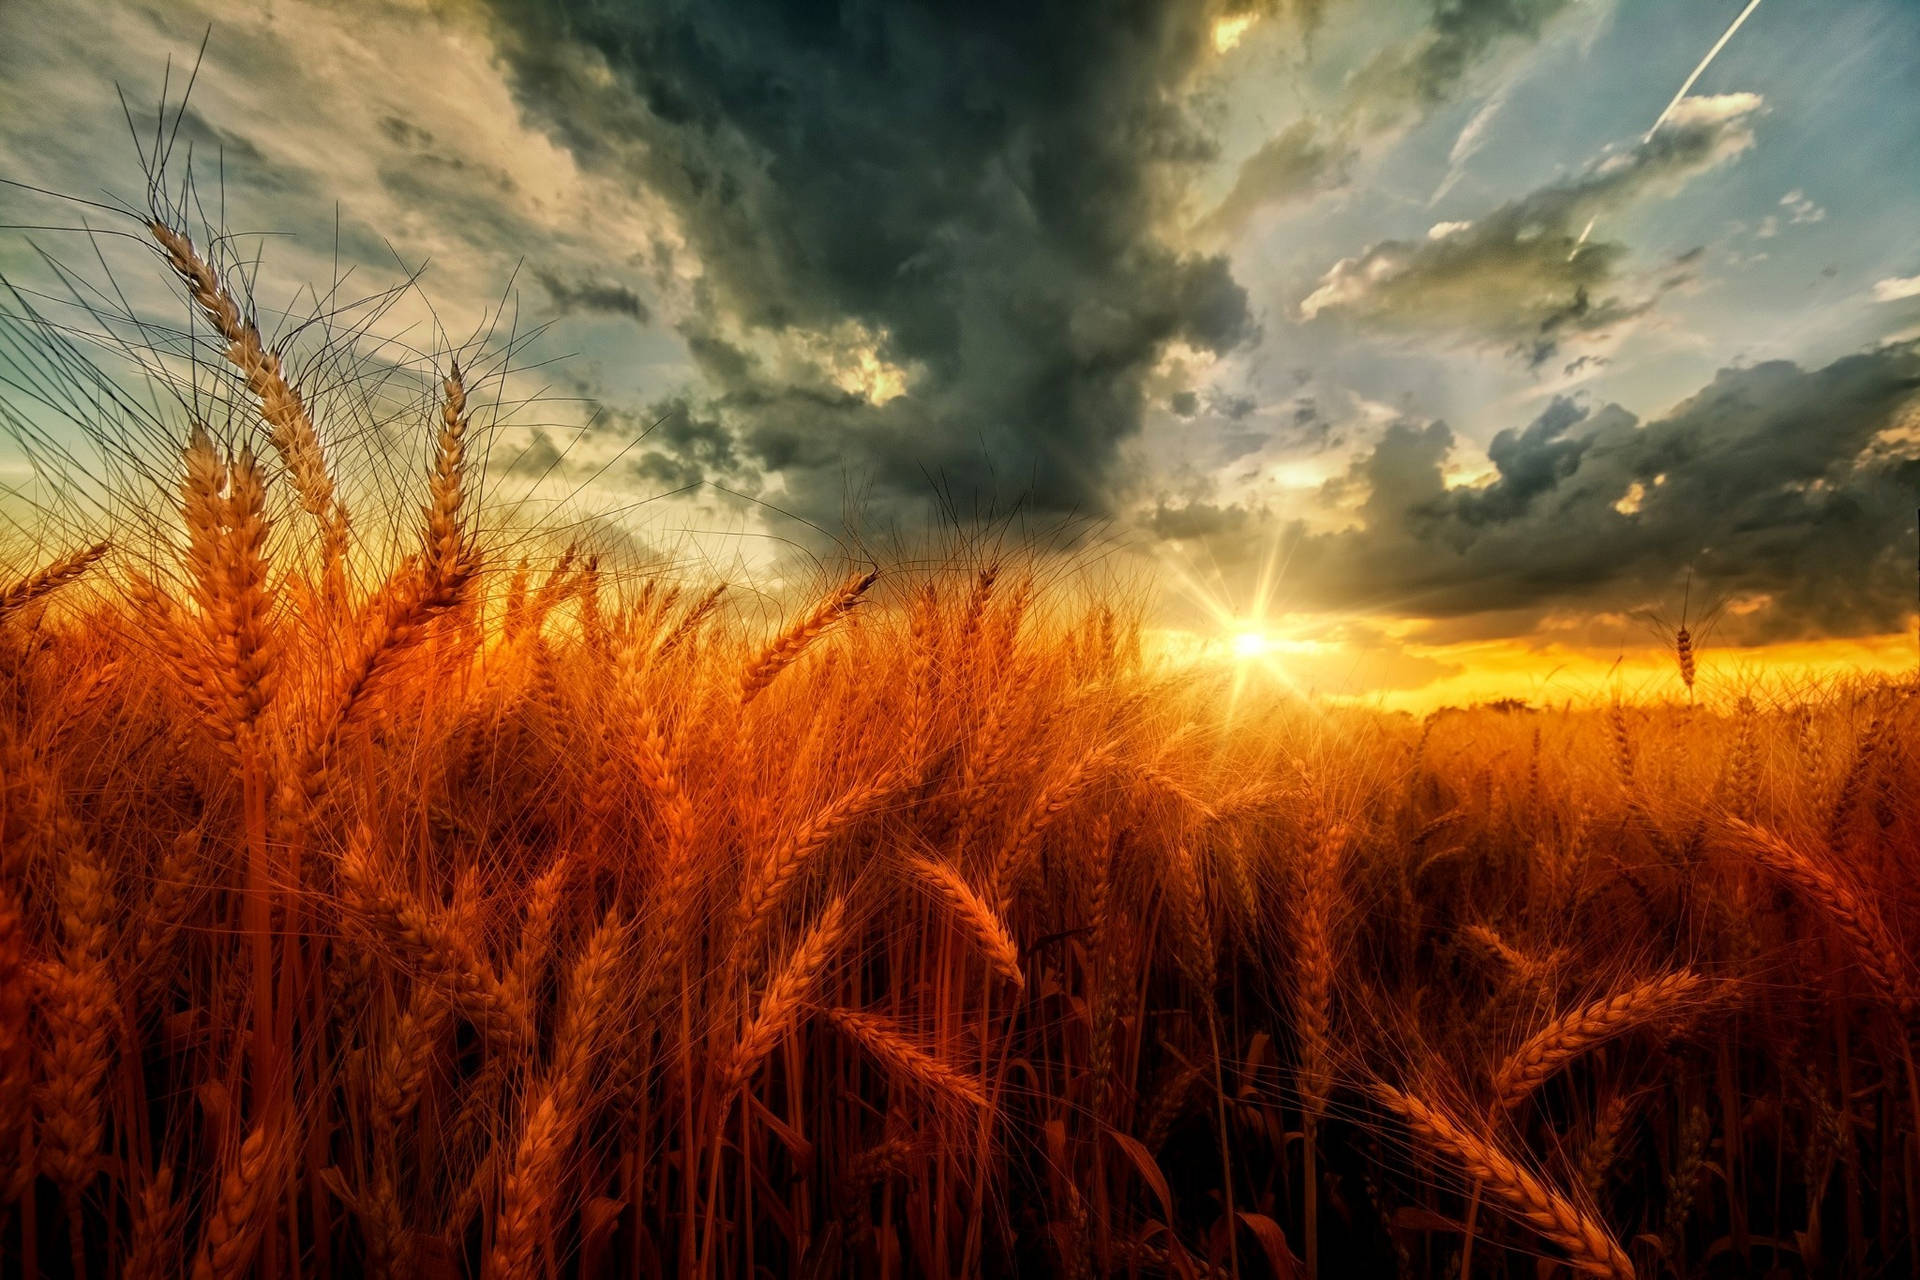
left=192, top=1121, right=291, bottom=1280
left=1373, top=1084, right=1636, bottom=1279
left=823, top=1006, right=990, bottom=1110
left=150, top=220, right=349, bottom=590
left=0, top=542, right=109, bottom=622
left=739, top=571, right=878, bottom=705
left=486, top=914, right=628, bottom=1280
left=1720, top=817, right=1916, bottom=1014
left=424, top=361, right=474, bottom=588
left=906, top=855, right=1024, bottom=988
left=716, top=896, right=850, bottom=1095
left=1493, top=971, right=1708, bottom=1111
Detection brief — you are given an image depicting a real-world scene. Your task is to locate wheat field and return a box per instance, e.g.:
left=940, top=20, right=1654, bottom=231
left=1, top=200, right=1918, bottom=1280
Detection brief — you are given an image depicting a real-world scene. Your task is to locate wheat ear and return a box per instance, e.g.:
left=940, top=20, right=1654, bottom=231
left=1462, top=923, right=1553, bottom=990
left=824, top=1006, right=989, bottom=1109
left=1372, top=1084, right=1634, bottom=1279
left=36, top=834, right=116, bottom=1208
left=486, top=915, right=628, bottom=1280
left=1294, top=821, right=1346, bottom=1117
left=150, top=219, right=349, bottom=586
left=738, top=774, right=895, bottom=945
left=739, top=570, right=877, bottom=705
left=423, top=361, right=473, bottom=588
left=192, top=1121, right=292, bottom=1280
left=989, top=741, right=1114, bottom=912
left=0, top=870, right=32, bottom=1203
left=907, top=855, right=1024, bottom=988
left=122, top=1164, right=185, bottom=1280
left=1720, top=817, right=1916, bottom=1014
left=1493, top=971, right=1707, bottom=1111
left=178, top=430, right=279, bottom=749
left=340, top=839, right=531, bottom=1051
left=717, top=896, right=850, bottom=1095
left=0, top=542, right=108, bottom=622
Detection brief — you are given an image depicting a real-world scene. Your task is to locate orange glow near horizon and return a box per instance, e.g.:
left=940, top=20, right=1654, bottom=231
left=1155, top=621, right=1920, bottom=713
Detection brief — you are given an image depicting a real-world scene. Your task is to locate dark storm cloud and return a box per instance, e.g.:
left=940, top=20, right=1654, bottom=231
left=476, top=0, right=1266, bottom=526
left=1155, top=343, right=1920, bottom=639
left=534, top=269, right=651, bottom=324
left=1300, top=95, right=1761, bottom=367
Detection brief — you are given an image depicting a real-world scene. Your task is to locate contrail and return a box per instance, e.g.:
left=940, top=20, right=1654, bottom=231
left=1568, top=215, right=1597, bottom=261
left=1644, top=0, right=1766, bottom=141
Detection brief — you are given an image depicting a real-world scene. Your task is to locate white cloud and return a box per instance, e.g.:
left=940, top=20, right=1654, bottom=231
left=1780, top=189, right=1826, bottom=225
left=1663, top=91, right=1766, bottom=130
left=1296, top=95, right=1762, bottom=365
left=1871, top=274, right=1920, bottom=303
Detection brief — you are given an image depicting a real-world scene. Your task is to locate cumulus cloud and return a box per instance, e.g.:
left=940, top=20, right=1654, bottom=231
left=1149, top=342, right=1920, bottom=640
left=1298, top=94, right=1762, bottom=368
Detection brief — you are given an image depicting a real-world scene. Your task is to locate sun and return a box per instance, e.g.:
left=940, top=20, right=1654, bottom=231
left=1231, top=627, right=1277, bottom=660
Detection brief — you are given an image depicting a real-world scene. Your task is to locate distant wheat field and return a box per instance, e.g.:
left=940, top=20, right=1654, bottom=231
left=1, top=173, right=1918, bottom=1280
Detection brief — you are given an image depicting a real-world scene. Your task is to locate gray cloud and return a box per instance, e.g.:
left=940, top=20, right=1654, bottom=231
left=1202, top=1, right=1600, bottom=240
left=1201, top=118, right=1352, bottom=237
left=1300, top=94, right=1762, bottom=366
left=534, top=269, right=651, bottom=324
left=1152, top=342, right=1920, bottom=640
left=476, top=0, right=1272, bottom=527
left=1344, top=0, right=1579, bottom=132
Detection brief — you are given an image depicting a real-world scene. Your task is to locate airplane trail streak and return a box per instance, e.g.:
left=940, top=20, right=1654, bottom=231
left=1645, top=0, right=1767, bottom=142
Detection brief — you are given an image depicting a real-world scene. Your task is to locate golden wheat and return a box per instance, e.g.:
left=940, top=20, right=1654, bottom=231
left=1373, top=1084, right=1635, bottom=1279
left=0, top=178, right=1915, bottom=1280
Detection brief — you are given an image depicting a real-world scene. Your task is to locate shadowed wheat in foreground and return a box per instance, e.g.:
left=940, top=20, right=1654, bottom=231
left=1, top=204, right=1919, bottom=1280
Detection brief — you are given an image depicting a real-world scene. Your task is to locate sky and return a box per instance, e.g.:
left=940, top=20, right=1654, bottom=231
left=2, top=0, right=1918, bottom=705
